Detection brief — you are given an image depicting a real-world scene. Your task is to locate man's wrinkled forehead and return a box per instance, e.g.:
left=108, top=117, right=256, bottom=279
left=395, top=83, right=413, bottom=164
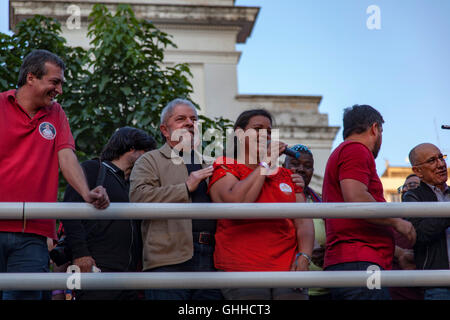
left=416, top=144, right=441, bottom=161
left=44, top=62, right=65, bottom=82
left=167, top=104, right=197, bottom=121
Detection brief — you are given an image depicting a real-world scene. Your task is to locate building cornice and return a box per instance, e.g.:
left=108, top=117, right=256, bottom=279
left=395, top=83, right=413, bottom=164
left=164, top=49, right=242, bottom=64
left=236, top=94, right=323, bottom=105
left=9, top=0, right=260, bottom=43
left=278, top=125, right=340, bottom=147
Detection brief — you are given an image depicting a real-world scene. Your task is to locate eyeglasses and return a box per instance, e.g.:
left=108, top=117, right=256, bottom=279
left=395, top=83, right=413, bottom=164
left=397, top=181, right=420, bottom=194
left=414, top=154, right=447, bottom=167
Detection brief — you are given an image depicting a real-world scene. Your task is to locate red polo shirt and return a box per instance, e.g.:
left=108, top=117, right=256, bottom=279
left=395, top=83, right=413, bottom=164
left=322, top=141, right=395, bottom=270
left=0, top=90, right=75, bottom=239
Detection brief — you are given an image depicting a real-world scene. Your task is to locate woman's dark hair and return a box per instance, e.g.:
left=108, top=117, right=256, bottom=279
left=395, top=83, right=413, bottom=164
left=342, top=104, right=384, bottom=139
left=100, top=127, right=156, bottom=161
left=233, top=109, right=273, bottom=130
left=17, top=49, right=66, bottom=88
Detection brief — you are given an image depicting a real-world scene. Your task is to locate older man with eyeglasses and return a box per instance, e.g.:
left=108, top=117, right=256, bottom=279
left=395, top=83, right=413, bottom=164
left=403, top=143, right=450, bottom=300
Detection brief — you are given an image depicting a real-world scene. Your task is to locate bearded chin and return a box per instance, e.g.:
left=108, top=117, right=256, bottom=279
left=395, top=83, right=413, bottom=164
left=372, top=143, right=381, bottom=159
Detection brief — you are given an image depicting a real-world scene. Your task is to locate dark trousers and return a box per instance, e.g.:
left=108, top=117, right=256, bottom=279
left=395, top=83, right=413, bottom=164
left=325, top=261, right=391, bottom=300
left=145, top=239, right=223, bottom=300
left=0, top=232, right=49, bottom=300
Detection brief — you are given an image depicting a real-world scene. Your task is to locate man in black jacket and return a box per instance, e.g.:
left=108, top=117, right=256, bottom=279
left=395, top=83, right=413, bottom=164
left=403, top=143, right=450, bottom=300
left=63, top=127, right=156, bottom=300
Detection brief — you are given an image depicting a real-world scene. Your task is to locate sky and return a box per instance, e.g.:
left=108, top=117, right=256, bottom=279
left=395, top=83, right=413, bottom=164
left=1, top=0, right=450, bottom=175
left=234, top=0, right=450, bottom=175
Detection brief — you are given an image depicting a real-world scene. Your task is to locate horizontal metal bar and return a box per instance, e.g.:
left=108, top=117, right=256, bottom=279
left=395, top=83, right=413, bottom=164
left=0, top=271, right=449, bottom=290
left=0, top=203, right=23, bottom=219
left=0, top=202, right=444, bottom=219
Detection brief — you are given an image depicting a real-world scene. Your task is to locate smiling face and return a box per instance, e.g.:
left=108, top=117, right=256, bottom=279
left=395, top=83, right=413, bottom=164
left=28, top=62, right=64, bottom=108
left=244, top=115, right=272, bottom=148
left=236, top=115, right=272, bottom=163
left=412, top=144, right=448, bottom=187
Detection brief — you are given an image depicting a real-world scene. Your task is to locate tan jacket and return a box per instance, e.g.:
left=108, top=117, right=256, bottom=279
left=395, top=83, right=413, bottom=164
left=129, top=143, right=211, bottom=270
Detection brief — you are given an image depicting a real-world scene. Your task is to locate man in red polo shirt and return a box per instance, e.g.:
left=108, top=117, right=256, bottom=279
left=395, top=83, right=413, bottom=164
left=0, top=49, right=109, bottom=300
left=322, top=104, right=416, bottom=300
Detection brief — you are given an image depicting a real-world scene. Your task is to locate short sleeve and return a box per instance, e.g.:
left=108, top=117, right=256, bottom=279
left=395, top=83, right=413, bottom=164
left=55, top=105, right=75, bottom=152
left=208, top=157, right=242, bottom=192
left=337, top=143, right=372, bottom=186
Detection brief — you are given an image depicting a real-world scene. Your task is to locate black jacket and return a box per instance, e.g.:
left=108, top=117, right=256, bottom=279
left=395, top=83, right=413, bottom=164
left=403, top=181, right=450, bottom=270
left=62, top=160, right=142, bottom=272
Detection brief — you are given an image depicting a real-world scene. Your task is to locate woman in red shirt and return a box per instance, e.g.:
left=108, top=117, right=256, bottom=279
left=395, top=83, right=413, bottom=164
left=208, top=109, right=314, bottom=300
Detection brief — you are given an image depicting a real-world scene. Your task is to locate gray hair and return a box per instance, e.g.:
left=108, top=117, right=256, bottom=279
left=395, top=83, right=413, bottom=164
left=160, top=98, right=197, bottom=125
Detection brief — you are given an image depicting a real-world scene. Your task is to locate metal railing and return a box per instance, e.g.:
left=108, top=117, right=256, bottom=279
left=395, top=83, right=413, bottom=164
left=0, top=270, right=450, bottom=290
left=1, top=201, right=450, bottom=219
left=0, top=202, right=449, bottom=290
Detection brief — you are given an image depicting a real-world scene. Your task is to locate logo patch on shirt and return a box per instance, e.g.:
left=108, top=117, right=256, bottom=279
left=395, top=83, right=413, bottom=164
left=279, top=183, right=293, bottom=193
left=39, top=122, right=56, bottom=140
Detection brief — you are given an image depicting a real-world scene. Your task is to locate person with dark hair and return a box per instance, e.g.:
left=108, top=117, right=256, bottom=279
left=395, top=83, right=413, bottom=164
left=342, top=104, right=385, bottom=142
left=61, top=127, right=156, bottom=300
left=129, top=98, right=222, bottom=300
left=0, top=49, right=109, bottom=300
left=398, top=174, right=420, bottom=198
left=283, top=144, right=330, bottom=300
left=16, top=49, right=66, bottom=88
left=283, top=144, right=320, bottom=203
left=403, top=143, right=450, bottom=300
left=208, top=109, right=314, bottom=300
left=322, top=104, right=416, bottom=300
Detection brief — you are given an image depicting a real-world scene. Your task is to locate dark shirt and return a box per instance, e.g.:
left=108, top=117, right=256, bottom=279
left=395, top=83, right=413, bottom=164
left=403, top=181, right=450, bottom=270
left=184, top=150, right=216, bottom=233
left=62, top=160, right=142, bottom=271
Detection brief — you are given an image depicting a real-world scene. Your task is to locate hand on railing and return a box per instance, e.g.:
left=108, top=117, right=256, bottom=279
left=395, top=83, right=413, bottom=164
left=84, top=186, right=110, bottom=210
left=73, top=256, right=97, bottom=273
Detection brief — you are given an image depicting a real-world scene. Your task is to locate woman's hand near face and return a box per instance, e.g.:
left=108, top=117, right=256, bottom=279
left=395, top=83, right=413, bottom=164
left=267, top=140, right=287, bottom=160
left=291, top=173, right=305, bottom=190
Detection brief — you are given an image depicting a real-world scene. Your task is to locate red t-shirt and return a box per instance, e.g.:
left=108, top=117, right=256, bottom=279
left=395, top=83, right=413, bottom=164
left=0, top=90, right=75, bottom=239
left=208, top=157, right=300, bottom=271
left=322, top=141, right=394, bottom=270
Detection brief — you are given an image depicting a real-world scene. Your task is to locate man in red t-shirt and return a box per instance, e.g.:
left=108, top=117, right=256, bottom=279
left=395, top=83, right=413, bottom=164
left=322, top=104, right=416, bottom=300
left=0, top=49, right=109, bottom=300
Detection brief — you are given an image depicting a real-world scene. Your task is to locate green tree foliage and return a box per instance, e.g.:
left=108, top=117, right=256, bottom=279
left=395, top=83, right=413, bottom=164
left=0, top=4, right=232, bottom=161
